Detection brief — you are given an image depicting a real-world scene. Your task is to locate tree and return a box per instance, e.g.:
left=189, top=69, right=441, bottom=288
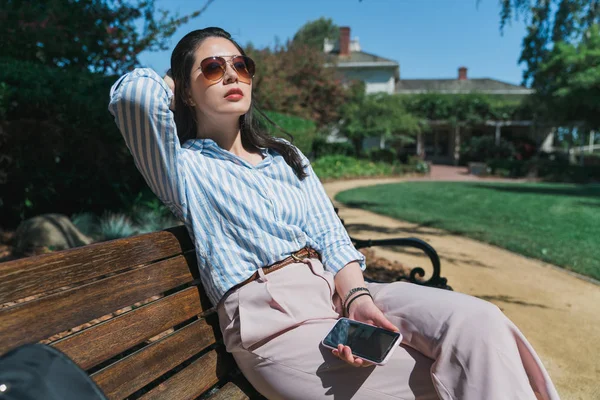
left=491, top=1, right=600, bottom=154
left=0, top=0, right=214, bottom=75
left=292, top=17, right=339, bottom=50
left=0, top=0, right=213, bottom=226
left=535, top=24, right=600, bottom=130
left=492, top=0, right=599, bottom=89
left=247, top=42, right=348, bottom=127
left=339, top=83, right=422, bottom=155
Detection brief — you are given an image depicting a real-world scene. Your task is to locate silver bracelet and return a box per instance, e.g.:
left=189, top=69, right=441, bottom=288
left=342, top=287, right=370, bottom=310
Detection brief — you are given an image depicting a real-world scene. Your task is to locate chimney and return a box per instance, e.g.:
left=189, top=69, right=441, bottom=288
left=339, top=27, right=350, bottom=57
left=458, top=66, right=468, bottom=80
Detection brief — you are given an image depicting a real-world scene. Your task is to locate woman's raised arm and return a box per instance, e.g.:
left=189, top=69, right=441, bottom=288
left=108, top=68, right=187, bottom=219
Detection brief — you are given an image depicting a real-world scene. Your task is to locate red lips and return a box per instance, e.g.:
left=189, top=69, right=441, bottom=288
left=224, top=88, right=243, bottom=98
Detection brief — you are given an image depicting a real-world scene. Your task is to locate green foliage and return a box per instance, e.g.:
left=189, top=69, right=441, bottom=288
left=339, top=88, right=422, bottom=155
left=132, top=208, right=179, bottom=235
left=0, top=0, right=210, bottom=227
left=0, top=82, right=7, bottom=119
left=487, top=158, right=600, bottom=183
left=337, top=181, right=600, bottom=279
left=311, top=136, right=357, bottom=158
left=71, top=212, right=102, bottom=240
left=131, top=197, right=179, bottom=234
left=406, top=156, right=431, bottom=174
left=492, top=2, right=600, bottom=138
left=292, top=17, right=339, bottom=50
left=365, top=148, right=398, bottom=164
left=99, top=212, right=136, bottom=240
left=0, top=0, right=210, bottom=75
left=460, top=136, right=516, bottom=163
left=403, top=93, right=533, bottom=125
left=71, top=197, right=179, bottom=241
left=247, top=42, right=348, bottom=127
left=262, top=111, right=317, bottom=155
left=311, top=155, right=403, bottom=180
left=495, top=0, right=599, bottom=89
left=534, top=24, right=600, bottom=129
left=0, top=57, right=147, bottom=227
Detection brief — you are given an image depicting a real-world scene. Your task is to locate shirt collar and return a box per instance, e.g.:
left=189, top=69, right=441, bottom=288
left=183, top=137, right=272, bottom=168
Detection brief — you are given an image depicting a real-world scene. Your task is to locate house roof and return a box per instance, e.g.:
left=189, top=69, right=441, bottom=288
left=327, top=50, right=399, bottom=68
left=395, top=78, right=533, bottom=95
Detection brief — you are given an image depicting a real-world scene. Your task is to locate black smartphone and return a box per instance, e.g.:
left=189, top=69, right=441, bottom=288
left=321, top=318, right=402, bottom=365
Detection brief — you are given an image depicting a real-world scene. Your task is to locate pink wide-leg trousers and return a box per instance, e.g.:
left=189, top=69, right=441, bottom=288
left=217, top=258, right=560, bottom=400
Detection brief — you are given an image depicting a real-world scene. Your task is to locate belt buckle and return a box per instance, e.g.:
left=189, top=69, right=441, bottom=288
left=290, top=249, right=308, bottom=262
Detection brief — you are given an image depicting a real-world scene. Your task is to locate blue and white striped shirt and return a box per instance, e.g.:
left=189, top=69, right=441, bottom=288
left=108, top=68, right=365, bottom=305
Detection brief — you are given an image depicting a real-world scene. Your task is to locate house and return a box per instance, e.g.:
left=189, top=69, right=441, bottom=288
left=324, top=27, right=399, bottom=95
left=326, top=27, right=548, bottom=165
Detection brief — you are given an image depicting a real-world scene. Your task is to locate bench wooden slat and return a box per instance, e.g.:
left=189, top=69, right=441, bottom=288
left=207, top=381, right=251, bottom=400
left=0, top=226, right=193, bottom=304
left=53, top=286, right=208, bottom=370
left=138, top=350, right=233, bottom=400
left=0, top=255, right=194, bottom=355
left=91, top=318, right=218, bottom=399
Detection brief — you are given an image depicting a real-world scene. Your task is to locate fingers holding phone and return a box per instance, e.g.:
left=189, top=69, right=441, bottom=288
left=323, top=318, right=402, bottom=367
left=332, top=344, right=374, bottom=368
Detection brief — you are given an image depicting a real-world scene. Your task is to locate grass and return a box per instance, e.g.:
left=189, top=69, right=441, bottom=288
left=336, top=182, right=600, bottom=280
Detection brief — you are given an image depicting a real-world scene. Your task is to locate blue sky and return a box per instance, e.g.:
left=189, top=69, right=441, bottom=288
left=138, top=0, right=529, bottom=86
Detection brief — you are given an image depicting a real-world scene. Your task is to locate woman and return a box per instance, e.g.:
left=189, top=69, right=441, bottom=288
left=109, top=27, right=559, bottom=400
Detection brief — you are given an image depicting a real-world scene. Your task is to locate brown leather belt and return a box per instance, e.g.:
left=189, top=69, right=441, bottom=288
left=232, top=247, right=320, bottom=291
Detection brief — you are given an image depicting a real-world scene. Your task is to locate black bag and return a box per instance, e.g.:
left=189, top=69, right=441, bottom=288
left=0, top=343, right=107, bottom=400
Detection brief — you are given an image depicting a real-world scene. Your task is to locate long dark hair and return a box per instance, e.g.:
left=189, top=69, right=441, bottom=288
left=170, top=27, right=307, bottom=180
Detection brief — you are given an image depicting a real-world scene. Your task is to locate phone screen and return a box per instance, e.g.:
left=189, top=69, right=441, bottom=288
left=323, top=318, right=401, bottom=363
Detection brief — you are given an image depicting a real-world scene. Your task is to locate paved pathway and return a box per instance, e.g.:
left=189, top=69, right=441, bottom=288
left=323, top=167, right=600, bottom=400
left=409, top=164, right=529, bottom=182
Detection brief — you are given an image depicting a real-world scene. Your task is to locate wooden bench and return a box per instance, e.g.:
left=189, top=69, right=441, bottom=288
left=0, top=224, right=449, bottom=399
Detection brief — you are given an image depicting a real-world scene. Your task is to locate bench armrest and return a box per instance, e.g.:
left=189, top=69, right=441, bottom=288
left=352, top=237, right=451, bottom=290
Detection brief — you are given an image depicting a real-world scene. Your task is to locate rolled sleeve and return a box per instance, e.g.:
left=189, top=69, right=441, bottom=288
left=320, top=242, right=366, bottom=275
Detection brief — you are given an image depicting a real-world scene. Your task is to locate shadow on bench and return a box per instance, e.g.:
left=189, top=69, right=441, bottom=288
left=0, top=224, right=449, bottom=399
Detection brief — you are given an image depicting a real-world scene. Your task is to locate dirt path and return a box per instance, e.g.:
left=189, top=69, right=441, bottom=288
left=324, top=172, right=600, bottom=400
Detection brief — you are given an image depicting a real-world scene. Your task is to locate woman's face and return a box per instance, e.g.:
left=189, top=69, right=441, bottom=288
left=188, top=37, right=252, bottom=120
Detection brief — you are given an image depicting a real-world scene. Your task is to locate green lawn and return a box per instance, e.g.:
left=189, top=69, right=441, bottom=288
left=336, top=182, right=600, bottom=280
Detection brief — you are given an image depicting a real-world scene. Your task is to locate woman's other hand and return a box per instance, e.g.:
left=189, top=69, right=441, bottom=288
left=348, top=295, right=398, bottom=333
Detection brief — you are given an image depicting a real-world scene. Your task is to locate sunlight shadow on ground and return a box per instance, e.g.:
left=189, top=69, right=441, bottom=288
left=344, top=222, right=449, bottom=237
left=475, top=294, right=550, bottom=309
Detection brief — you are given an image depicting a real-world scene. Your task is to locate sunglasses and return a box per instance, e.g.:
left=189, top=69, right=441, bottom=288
left=199, top=55, right=256, bottom=83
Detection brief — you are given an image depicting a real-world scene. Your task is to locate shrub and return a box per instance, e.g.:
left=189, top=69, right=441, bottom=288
left=487, top=158, right=600, bottom=183
left=311, top=136, right=356, bottom=159
left=311, top=155, right=403, bottom=180
left=71, top=212, right=102, bottom=240
left=406, top=155, right=430, bottom=174
left=460, top=136, right=516, bottom=164
left=535, top=160, right=600, bottom=183
left=131, top=202, right=179, bottom=234
left=365, top=148, right=398, bottom=164
left=0, top=57, right=146, bottom=228
left=99, top=212, right=136, bottom=240
left=487, top=159, right=531, bottom=178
